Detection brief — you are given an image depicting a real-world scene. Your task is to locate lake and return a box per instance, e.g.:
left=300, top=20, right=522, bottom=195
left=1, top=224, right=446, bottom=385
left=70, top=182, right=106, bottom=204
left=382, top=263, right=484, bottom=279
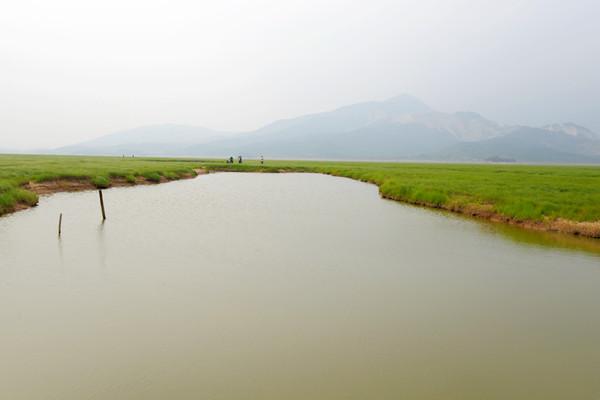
left=1, top=172, right=599, bottom=399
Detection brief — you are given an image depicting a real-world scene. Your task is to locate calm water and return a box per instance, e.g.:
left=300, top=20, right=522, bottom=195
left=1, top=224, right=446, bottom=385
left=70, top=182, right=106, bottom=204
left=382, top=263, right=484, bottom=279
left=1, top=173, right=599, bottom=399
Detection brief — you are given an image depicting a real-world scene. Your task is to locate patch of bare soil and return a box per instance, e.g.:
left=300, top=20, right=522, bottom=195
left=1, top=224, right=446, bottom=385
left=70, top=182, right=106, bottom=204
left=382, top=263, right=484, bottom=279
left=24, top=179, right=99, bottom=195
left=23, top=170, right=205, bottom=197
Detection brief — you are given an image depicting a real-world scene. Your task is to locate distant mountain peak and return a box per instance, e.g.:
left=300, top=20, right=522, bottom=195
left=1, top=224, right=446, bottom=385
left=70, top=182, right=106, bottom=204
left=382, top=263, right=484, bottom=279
left=383, top=94, right=432, bottom=113
left=50, top=95, right=600, bottom=163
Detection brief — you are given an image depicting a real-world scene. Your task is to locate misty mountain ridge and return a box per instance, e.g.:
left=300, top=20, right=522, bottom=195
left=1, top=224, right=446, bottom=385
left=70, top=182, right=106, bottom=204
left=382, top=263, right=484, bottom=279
left=433, top=126, right=600, bottom=163
left=56, top=124, right=229, bottom=156
left=54, top=95, right=600, bottom=163
left=542, top=122, right=599, bottom=140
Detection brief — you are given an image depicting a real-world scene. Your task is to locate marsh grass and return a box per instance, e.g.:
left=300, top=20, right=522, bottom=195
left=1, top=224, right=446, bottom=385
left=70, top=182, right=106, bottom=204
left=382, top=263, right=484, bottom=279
left=91, top=176, right=110, bottom=188
left=203, top=160, right=600, bottom=223
left=143, top=172, right=162, bottom=182
left=0, top=155, right=204, bottom=215
left=1, top=155, right=600, bottom=227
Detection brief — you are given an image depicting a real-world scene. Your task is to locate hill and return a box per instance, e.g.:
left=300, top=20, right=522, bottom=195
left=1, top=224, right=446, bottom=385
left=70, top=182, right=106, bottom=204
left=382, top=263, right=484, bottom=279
left=52, top=96, right=600, bottom=163
left=55, top=124, right=228, bottom=156
left=428, top=127, right=600, bottom=163
left=187, top=94, right=506, bottom=159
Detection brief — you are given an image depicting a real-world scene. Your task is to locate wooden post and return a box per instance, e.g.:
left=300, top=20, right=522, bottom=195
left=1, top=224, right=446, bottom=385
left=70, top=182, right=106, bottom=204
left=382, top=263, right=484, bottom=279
left=58, top=213, right=62, bottom=237
left=99, top=190, right=106, bottom=220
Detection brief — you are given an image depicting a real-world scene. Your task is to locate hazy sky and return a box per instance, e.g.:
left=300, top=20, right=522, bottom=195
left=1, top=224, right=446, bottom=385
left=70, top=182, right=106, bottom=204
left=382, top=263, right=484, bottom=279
left=1, top=0, right=599, bottom=149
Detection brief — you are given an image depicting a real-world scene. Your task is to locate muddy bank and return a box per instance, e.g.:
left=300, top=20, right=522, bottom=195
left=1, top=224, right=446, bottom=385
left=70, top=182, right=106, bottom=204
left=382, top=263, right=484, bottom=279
left=25, top=169, right=206, bottom=196
left=5, top=166, right=600, bottom=239
left=201, top=167, right=600, bottom=239
left=5, top=169, right=208, bottom=216
left=381, top=193, right=600, bottom=239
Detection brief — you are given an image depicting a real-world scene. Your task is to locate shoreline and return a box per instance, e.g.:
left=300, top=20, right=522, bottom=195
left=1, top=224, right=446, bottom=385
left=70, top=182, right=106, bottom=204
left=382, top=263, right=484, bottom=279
left=331, top=171, right=600, bottom=239
left=3, top=169, right=207, bottom=217
left=205, top=167, right=600, bottom=239
left=4, top=167, right=600, bottom=239
left=380, top=191, right=600, bottom=238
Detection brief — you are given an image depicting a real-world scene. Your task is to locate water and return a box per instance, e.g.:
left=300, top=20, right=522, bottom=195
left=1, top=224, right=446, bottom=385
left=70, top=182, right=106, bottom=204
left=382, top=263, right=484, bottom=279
left=1, top=173, right=599, bottom=399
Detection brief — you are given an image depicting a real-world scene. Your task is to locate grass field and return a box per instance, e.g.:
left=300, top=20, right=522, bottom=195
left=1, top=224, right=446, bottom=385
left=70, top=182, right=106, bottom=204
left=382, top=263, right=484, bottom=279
left=212, top=160, right=600, bottom=222
left=2, top=154, right=600, bottom=235
left=0, top=155, right=206, bottom=216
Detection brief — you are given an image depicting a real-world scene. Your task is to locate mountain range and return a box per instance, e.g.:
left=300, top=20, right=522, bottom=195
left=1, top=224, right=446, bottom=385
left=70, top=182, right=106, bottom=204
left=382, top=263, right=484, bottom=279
left=53, top=95, right=600, bottom=163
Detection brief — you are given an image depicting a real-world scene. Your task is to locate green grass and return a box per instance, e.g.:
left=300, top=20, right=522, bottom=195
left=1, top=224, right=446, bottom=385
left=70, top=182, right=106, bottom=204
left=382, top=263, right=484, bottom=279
left=91, top=175, right=111, bottom=188
left=0, top=154, right=204, bottom=215
left=1, top=155, right=600, bottom=225
left=202, top=160, right=600, bottom=223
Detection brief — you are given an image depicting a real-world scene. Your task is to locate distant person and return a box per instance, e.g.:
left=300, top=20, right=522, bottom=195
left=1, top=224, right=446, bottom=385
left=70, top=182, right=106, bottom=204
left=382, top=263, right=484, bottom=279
left=229, top=156, right=234, bottom=164
left=238, top=155, right=242, bottom=164
left=260, top=155, right=264, bottom=164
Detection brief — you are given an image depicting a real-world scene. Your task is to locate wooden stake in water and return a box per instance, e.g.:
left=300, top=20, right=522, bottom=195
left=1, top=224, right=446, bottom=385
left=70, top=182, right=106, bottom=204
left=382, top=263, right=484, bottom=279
left=99, top=190, right=106, bottom=220
left=58, top=213, right=62, bottom=237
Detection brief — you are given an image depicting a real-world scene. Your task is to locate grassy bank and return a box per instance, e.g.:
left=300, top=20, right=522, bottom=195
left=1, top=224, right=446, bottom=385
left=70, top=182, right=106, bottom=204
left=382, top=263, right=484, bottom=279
left=0, top=154, right=207, bottom=215
left=203, top=160, right=600, bottom=236
left=2, top=154, right=600, bottom=237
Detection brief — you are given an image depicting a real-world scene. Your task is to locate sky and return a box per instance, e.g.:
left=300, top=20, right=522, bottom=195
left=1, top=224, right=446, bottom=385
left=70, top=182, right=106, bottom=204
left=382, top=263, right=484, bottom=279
left=1, top=0, right=599, bottom=149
